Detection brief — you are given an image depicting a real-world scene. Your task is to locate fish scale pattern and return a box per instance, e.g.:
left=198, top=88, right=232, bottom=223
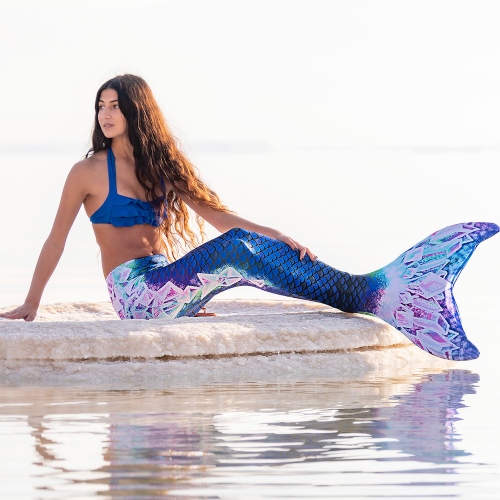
left=106, top=228, right=372, bottom=320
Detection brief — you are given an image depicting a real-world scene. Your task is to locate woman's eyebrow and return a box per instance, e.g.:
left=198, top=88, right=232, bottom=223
left=98, top=99, right=119, bottom=103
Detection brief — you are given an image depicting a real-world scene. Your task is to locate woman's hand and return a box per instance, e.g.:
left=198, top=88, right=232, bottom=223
left=275, top=234, right=317, bottom=261
left=0, top=302, right=38, bottom=322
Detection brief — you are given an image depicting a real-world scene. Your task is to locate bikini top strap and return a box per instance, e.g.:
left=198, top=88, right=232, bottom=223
left=107, top=148, right=117, bottom=195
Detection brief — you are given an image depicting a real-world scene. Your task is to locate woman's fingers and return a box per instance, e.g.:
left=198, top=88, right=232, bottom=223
left=0, top=308, right=17, bottom=318
left=281, top=236, right=317, bottom=262
left=275, top=234, right=317, bottom=262
left=0, top=309, right=21, bottom=319
left=0, top=306, right=37, bottom=321
left=299, top=246, right=317, bottom=261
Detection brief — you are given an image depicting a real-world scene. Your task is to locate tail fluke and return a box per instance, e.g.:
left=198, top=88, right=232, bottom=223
left=366, top=222, right=499, bottom=361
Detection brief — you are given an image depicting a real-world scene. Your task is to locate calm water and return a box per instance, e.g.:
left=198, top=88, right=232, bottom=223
left=0, top=370, right=498, bottom=499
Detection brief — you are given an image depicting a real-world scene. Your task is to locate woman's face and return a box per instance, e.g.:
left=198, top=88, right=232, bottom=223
left=98, top=88, right=127, bottom=140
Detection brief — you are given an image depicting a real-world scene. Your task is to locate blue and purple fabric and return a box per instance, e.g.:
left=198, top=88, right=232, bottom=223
left=106, top=222, right=499, bottom=361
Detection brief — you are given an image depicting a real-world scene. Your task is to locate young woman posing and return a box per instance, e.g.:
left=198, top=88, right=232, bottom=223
left=1, top=74, right=497, bottom=361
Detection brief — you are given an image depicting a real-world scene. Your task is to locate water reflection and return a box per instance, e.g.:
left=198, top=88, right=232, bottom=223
left=212, top=370, right=478, bottom=468
left=0, top=369, right=484, bottom=498
left=372, top=369, right=477, bottom=464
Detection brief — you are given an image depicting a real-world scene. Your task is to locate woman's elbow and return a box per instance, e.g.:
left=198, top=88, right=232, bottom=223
left=43, top=236, right=66, bottom=255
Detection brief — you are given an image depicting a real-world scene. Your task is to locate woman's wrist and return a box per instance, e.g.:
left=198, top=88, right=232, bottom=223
left=24, top=296, right=40, bottom=309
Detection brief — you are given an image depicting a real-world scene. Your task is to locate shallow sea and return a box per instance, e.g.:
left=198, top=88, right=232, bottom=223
left=1, top=370, right=496, bottom=499
left=1, top=147, right=499, bottom=498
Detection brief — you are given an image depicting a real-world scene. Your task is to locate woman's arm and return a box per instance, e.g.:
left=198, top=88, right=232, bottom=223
left=0, top=163, right=89, bottom=321
left=177, top=191, right=317, bottom=261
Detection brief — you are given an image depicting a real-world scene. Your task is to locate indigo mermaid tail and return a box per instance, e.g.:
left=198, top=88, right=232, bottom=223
left=106, top=223, right=498, bottom=361
left=362, top=222, right=499, bottom=361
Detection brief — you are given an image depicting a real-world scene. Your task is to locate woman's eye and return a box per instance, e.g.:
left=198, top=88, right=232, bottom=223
left=98, top=104, right=119, bottom=111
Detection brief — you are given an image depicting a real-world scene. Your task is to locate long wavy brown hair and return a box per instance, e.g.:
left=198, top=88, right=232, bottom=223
left=87, top=74, right=231, bottom=261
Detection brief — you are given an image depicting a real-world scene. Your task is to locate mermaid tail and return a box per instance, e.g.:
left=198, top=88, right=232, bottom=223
left=364, top=222, right=499, bottom=360
left=108, top=228, right=372, bottom=320
left=107, top=223, right=498, bottom=361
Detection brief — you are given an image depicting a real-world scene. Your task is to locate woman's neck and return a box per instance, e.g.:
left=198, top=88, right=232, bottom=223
left=111, top=137, right=134, bottom=162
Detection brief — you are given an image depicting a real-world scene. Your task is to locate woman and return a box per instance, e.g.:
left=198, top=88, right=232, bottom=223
left=1, top=74, right=319, bottom=322
left=1, top=74, right=497, bottom=361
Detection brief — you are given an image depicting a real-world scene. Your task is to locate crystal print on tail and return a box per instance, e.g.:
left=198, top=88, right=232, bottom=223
left=366, top=222, right=499, bottom=361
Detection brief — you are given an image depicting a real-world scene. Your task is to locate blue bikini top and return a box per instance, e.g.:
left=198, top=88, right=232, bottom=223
left=90, top=149, right=164, bottom=227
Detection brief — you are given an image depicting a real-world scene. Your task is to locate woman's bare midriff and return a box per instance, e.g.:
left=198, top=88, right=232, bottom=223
left=93, top=224, right=165, bottom=277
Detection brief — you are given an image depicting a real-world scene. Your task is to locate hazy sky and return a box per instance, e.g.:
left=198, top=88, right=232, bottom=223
left=2, top=0, right=500, bottom=152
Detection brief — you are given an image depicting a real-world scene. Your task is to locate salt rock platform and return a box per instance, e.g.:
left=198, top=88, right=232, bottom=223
left=0, top=299, right=453, bottom=383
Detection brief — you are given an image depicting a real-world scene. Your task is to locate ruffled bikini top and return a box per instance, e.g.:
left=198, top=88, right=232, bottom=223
left=90, top=149, right=165, bottom=227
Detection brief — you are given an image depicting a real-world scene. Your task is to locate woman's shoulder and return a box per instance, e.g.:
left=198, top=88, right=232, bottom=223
left=62, top=151, right=108, bottom=191
left=76, top=150, right=107, bottom=167
left=70, top=150, right=107, bottom=175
